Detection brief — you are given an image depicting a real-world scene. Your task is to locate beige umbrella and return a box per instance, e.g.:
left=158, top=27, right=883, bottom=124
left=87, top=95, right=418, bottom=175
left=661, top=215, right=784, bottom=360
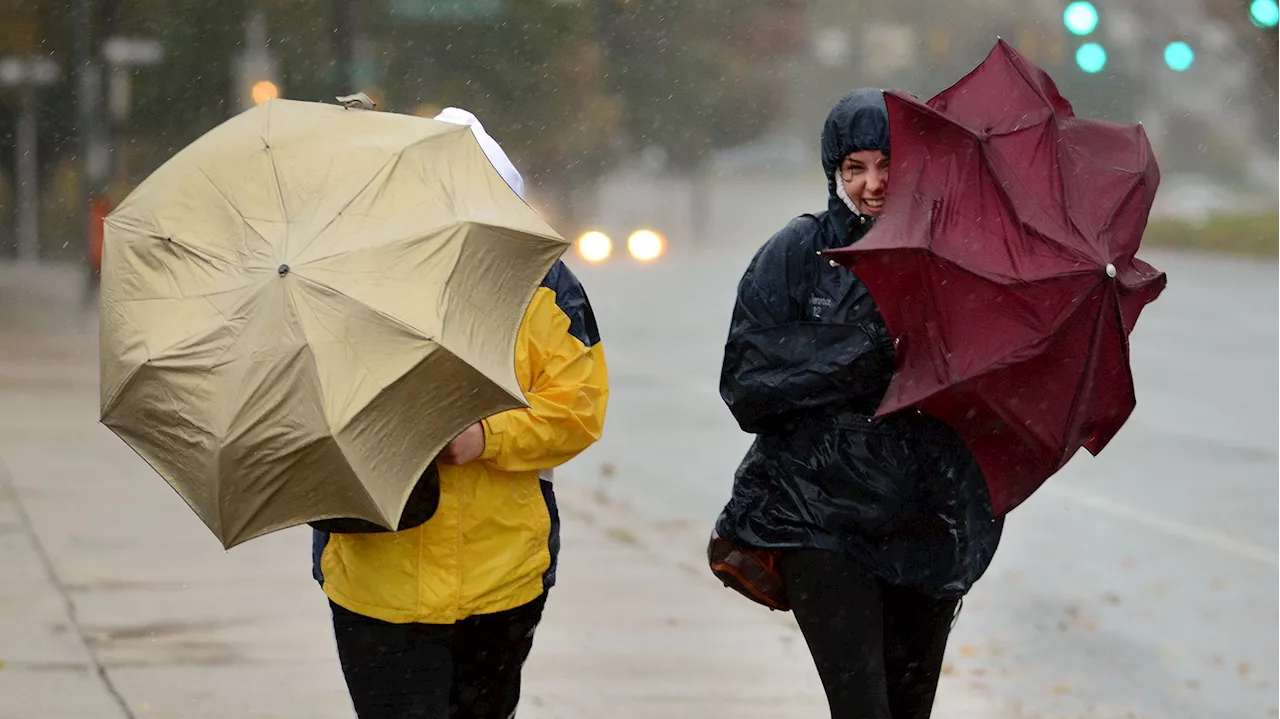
left=99, top=98, right=567, bottom=548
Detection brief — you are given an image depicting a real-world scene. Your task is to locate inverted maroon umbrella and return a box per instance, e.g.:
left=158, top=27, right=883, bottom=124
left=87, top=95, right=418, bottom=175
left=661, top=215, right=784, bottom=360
left=826, top=40, right=1167, bottom=515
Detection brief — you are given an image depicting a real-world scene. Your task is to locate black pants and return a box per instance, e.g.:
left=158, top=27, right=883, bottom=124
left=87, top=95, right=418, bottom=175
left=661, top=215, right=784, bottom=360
left=780, top=550, right=959, bottom=719
left=330, top=595, right=547, bottom=719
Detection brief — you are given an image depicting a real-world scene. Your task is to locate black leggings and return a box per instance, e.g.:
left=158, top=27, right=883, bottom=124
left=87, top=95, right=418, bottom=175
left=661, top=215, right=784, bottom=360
left=780, top=550, right=959, bottom=719
left=330, top=595, right=546, bottom=719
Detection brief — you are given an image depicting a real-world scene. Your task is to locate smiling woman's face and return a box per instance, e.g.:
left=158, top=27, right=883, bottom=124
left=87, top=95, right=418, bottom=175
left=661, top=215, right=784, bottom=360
left=839, top=150, right=890, bottom=216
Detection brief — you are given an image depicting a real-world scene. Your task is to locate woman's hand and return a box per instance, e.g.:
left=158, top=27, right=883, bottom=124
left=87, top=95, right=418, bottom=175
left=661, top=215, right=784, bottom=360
left=439, top=422, right=485, bottom=465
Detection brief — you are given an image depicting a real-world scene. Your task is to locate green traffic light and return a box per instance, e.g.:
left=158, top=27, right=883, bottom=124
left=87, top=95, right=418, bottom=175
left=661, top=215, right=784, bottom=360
left=1251, top=0, right=1279, bottom=28
left=1064, top=1, right=1099, bottom=36
left=1164, top=42, right=1194, bottom=71
left=1076, top=43, right=1107, bottom=73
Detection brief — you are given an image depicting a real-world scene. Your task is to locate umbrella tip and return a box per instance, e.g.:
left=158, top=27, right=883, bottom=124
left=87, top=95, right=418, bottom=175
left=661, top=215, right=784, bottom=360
left=336, top=92, right=376, bottom=110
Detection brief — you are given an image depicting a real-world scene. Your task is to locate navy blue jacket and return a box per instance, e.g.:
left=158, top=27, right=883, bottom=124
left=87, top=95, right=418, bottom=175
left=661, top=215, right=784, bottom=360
left=714, top=90, right=1003, bottom=597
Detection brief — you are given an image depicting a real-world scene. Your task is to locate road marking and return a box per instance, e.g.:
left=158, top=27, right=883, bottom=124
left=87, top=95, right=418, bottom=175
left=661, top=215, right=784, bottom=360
left=1042, top=485, right=1279, bottom=567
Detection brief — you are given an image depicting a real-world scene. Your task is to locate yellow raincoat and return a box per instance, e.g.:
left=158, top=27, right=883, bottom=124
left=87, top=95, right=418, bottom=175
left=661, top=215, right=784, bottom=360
left=313, top=261, right=608, bottom=623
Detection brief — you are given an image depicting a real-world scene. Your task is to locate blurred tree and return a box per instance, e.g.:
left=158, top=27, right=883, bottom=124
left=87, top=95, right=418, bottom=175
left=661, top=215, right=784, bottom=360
left=600, top=0, right=797, bottom=170
left=0, top=0, right=84, bottom=257
left=366, top=1, right=619, bottom=220
left=115, top=0, right=248, bottom=172
left=3, top=0, right=806, bottom=238
left=1203, top=0, right=1274, bottom=104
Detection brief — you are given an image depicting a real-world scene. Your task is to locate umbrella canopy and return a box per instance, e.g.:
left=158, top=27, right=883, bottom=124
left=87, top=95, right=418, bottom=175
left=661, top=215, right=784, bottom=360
left=100, top=99, right=568, bottom=548
left=827, top=40, right=1167, bottom=515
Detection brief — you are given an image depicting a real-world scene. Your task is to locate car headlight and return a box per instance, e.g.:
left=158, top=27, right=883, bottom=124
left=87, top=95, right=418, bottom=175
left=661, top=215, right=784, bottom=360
left=576, top=231, right=612, bottom=262
left=627, top=229, right=665, bottom=261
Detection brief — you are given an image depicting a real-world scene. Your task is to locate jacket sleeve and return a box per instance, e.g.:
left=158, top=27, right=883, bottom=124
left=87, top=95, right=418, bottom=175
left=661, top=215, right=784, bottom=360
left=478, top=264, right=608, bottom=473
left=719, top=223, right=893, bottom=434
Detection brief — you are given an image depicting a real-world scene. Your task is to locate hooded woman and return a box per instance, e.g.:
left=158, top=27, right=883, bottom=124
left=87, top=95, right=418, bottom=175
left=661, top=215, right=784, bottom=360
left=713, top=88, right=1004, bottom=718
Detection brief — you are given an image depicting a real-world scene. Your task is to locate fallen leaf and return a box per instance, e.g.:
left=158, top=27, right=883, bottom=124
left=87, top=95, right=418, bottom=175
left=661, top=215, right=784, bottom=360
left=599, top=462, right=616, bottom=479
left=941, top=662, right=956, bottom=676
left=1102, top=592, right=1121, bottom=605
left=972, top=667, right=988, bottom=677
left=1049, top=684, right=1071, bottom=694
left=1210, top=654, right=1225, bottom=667
left=1210, top=578, right=1227, bottom=590
left=1239, top=662, right=1251, bottom=677
left=604, top=527, right=638, bottom=545
left=960, top=646, right=980, bottom=657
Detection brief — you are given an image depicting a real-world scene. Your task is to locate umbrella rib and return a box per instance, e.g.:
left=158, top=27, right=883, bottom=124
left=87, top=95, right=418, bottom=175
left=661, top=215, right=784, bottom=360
left=285, top=127, right=468, bottom=264
left=891, top=249, right=1103, bottom=393
left=292, top=271, right=523, bottom=410
left=106, top=204, right=245, bottom=269
left=195, top=166, right=246, bottom=225
left=106, top=279, right=268, bottom=450
left=99, top=290, right=249, bottom=422
left=1095, top=168, right=1150, bottom=260
left=978, top=143, right=1095, bottom=271
left=264, top=102, right=291, bottom=258
left=1055, top=292, right=1111, bottom=466
left=290, top=273, right=437, bottom=345
left=1005, top=51, right=1057, bottom=115
left=285, top=279, right=397, bottom=426
left=288, top=152, right=404, bottom=263
left=293, top=221, right=458, bottom=268
left=918, top=281, right=1103, bottom=414
left=920, top=239, right=1098, bottom=287
left=919, top=256, right=957, bottom=382
left=99, top=422, right=225, bottom=542
left=1081, top=289, right=1136, bottom=456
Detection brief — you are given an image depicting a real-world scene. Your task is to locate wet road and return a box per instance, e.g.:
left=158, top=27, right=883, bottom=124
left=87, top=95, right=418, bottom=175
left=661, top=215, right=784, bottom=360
left=566, top=243, right=1279, bottom=719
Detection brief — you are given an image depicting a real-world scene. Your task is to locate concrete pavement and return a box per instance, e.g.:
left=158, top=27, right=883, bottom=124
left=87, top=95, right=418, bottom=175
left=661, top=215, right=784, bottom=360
left=0, top=261, right=1018, bottom=718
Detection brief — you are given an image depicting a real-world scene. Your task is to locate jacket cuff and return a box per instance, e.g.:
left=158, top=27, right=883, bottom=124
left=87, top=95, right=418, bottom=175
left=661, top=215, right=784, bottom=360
left=479, top=416, right=503, bottom=461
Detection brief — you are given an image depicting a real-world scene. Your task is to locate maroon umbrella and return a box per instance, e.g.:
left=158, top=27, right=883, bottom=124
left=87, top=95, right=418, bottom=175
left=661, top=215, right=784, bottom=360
left=826, top=40, right=1166, bottom=515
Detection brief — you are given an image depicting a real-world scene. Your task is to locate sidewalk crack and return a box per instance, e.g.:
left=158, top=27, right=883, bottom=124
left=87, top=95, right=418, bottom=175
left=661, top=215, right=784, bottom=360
left=0, top=460, right=137, bottom=719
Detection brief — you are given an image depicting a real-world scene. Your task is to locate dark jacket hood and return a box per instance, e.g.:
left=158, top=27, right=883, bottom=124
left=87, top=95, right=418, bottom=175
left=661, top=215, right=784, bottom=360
left=821, top=88, right=890, bottom=213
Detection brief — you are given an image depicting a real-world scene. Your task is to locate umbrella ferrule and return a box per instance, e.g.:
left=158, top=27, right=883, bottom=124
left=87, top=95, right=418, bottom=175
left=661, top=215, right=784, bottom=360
left=278, top=264, right=290, bottom=276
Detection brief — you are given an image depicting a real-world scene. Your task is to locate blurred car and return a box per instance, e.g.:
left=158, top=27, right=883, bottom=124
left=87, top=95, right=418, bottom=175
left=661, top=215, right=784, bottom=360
left=573, top=227, right=667, bottom=264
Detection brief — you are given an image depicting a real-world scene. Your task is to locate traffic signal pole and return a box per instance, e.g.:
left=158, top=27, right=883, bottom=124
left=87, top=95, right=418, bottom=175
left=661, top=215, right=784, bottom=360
left=75, top=0, right=97, bottom=292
